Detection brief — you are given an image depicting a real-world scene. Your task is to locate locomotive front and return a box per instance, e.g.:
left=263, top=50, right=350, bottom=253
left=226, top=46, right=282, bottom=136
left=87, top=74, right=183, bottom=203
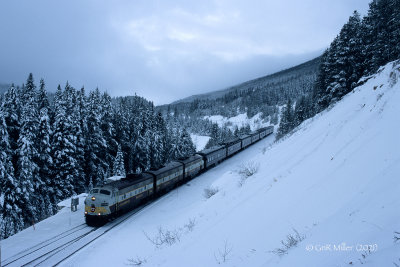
left=84, top=186, right=116, bottom=225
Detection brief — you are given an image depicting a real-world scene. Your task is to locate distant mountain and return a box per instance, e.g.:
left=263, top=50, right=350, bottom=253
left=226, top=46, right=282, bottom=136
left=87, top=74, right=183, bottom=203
left=171, top=57, right=320, bottom=105
left=158, top=56, right=321, bottom=136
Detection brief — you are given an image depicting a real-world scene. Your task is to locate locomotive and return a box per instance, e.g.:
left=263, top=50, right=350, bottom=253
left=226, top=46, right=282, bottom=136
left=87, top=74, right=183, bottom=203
left=84, top=126, right=273, bottom=225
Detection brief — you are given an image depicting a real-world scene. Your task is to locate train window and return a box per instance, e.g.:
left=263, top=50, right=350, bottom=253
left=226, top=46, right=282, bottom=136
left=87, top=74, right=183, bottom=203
left=100, top=190, right=111, bottom=195
left=91, top=189, right=99, bottom=194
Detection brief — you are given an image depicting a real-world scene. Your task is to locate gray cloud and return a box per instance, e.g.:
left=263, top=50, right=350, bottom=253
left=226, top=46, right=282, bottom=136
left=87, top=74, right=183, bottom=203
left=0, top=0, right=369, bottom=104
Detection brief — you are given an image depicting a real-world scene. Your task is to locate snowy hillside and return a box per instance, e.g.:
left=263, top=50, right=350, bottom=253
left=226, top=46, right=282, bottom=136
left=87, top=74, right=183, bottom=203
left=204, top=112, right=270, bottom=132
left=2, top=60, right=400, bottom=266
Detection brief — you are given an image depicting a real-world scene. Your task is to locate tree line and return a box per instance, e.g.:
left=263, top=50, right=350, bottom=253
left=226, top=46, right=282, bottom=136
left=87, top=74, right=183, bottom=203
left=0, top=75, right=195, bottom=238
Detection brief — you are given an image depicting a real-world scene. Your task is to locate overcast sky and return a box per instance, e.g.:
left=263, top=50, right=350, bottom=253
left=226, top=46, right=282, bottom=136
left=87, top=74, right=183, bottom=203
left=0, top=0, right=369, bottom=104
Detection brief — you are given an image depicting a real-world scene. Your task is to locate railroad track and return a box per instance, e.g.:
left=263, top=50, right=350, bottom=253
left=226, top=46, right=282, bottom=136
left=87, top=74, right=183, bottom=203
left=2, top=201, right=154, bottom=267
left=1, top=223, right=89, bottom=267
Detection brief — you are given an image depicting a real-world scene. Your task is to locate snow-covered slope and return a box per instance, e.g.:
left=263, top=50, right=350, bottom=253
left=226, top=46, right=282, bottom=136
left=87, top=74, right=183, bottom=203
left=190, top=134, right=210, bottom=151
left=71, top=60, right=399, bottom=266
left=204, top=112, right=270, bottom=131
left=3, top=61, right=400, bottom=266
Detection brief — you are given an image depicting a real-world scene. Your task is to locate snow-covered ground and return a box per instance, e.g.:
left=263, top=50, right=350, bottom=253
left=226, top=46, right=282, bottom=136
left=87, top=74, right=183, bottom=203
left=204, top=112, right=269, bottom=131
left=1, top=193, right=88, bottom=261
left=2, top=60, right=400, bottom=266
left=190, top=134, right=210, bottom=151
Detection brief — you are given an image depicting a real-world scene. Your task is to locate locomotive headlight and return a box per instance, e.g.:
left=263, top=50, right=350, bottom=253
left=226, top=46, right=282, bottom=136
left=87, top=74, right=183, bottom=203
left=91, top=196, right=96, bottom=201
left=98, top=213, right=101, bottom=216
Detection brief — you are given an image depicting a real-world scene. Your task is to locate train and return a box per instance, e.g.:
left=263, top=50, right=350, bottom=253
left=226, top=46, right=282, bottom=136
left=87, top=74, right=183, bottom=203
left=84, top=126, right=274, bottom=225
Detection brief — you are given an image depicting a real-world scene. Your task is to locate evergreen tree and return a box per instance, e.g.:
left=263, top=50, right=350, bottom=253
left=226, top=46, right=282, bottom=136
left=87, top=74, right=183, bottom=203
left=86, top=88, right=108, bottom=186
left=154, top=112, right=168, bottom=166
left=0, top=111, right=24, bottom=238
left=205, top=123, right=220, bottom=149
left=52, top=85, right=75, bottom=202
left=1, top=84, right=21, bottom=174
left=36, top=79, right=54, bottom=218
left=294, top=96, right=306, bottom=127
left=233, top=126, right=239, bottom=137
left=17, top=73, right=40, bottom=224
left=169, top=128, right=182, bottom=159
left=277, top=98, right=294, bottom=139
left=179, top=128, right=196, bottom=157
left=75, top=87, right=87, bottom=191
left=100, top=92, right=117, bottom=176
left=113, top=144, right=126, bottom=177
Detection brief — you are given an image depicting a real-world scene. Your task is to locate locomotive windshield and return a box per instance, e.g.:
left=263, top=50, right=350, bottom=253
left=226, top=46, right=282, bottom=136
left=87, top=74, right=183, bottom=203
left=100, top=190, right=111, bottom=195
left=91, top=189, right=99, bottom=194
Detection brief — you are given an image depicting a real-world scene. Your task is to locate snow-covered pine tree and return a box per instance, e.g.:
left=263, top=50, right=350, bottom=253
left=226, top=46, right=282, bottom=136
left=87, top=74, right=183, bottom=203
left=153, top=112, right=168, bottom=167
left=168, top=128, right=181, bottom=160
left=17, top=73, right=41, bottom=224
left=113, top=144, right=126, bottom=177
left=179, top=127, right=196, bottom=158
left=293, top=95, right=306, bottom=127
left=233, top=126, right=239, bottom=137
left=205, top=123, right=220, bottom=149
left=52, top=85, right=75, bottom=203
left=75, top=87, right=87, bottom=191
left=113, top=98, right=132, bottom=174
left=100, top=92, right=117, bottom=177
left=86, top=88, right=108, bottom=186
left=134, top=112, right=151, bottom=171
left=327, top=11, right=363, bottom=102
left=277, top=98, right=294, bottom=139
left=63, top=84, right=86, bottom=193
left=36, top=79, right=54, bottom=218
left=0, top=110, right=25, bottom=238
left=370, top=0, right=392, bottom=71
left=387, top=0, right=400, bottom=62
left=1, top=84, right=21, bottom=174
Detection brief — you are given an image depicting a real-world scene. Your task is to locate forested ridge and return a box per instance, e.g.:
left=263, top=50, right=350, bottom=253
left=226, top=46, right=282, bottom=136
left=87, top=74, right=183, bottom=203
left=158, top=57, right=319, bottom=137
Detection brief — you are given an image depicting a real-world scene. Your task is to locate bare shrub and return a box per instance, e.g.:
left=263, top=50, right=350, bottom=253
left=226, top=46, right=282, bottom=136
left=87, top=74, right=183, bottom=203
left=204, top=186, right=219, bottom=199
left=271, top=228, right=305, bottom=257
left=144, top=218, right=197, bottom=249
left=389, top=67, right=399, bottom=87
left=238, top=161, right=259, bottom=178
left=394, top=231, right=400, bottom=243
left=237, top=161, right=259, bottom=186
left=127, top=256, right=147, bottom=266
left=184, top=217, right=196, bottom=232
left=214, top=239, right=233, bottom=264
left=143, top=226, right=181, bottom=248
